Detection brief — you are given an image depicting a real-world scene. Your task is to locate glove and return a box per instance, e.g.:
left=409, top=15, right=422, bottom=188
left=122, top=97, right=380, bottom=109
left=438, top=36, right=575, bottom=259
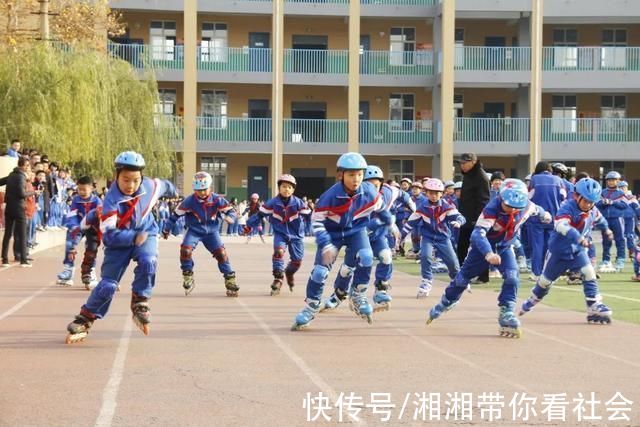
left=223, top=214, right=235, bottom=225
left=540, top=212, right=552, bottom=224
left=485, top=252, right=502, bottom=265
left=321, top=244, right=338, bottom=265
left=604, top=229, right=614, bottom=241
left=243, top=225, right=252, bottom=235
left=578, top=237, right=591, bottom=248
left=450, top=221, right=462, bottom=229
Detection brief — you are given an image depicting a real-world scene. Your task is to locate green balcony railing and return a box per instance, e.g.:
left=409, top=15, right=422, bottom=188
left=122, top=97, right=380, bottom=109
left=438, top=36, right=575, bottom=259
left=359, top=120, right=433, bottom=144
left=283, top=119, right=348, bottom=143
left=284, top=49, right=349, bottom=74
left=109, top=43, right=184, bottom=69
left=454, top=118, right=530, bottom=142
left=542, top=118, right=640, bottom=143
left=157, top=115, right=183, bottom=140
left=197, top=117, right=272, bottom=142
left=197, top=47, right=272, bottom=72
left=360, top=50, right=433, bottom=75
left=286, top=0, right=348, bottom=3
left=361, top=0, right=437, bottom=4
left=543, top=46, right=640, bottom=71
left=454, top=46, right=531, bottom=71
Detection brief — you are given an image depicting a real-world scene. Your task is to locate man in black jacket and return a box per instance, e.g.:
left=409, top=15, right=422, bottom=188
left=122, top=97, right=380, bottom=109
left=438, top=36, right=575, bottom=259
left=2, top=157, right=35, bottom=267
left=455, top=152, right=490, bottom=281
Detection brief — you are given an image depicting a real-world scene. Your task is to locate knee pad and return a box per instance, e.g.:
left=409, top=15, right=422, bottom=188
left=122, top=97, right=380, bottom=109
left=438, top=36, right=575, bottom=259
left=286, top=260, right=302, bottom=273
left=212, top=247, right=228, bottom=264
left=66, top=249, right=77, bottom=263
left=538, top=275, right=553, bottom=289
left=502, top=269, right=519, bottom=288
left=580, top=264, right=597, bottom=282
left=357, top=248, right=374, bottom=268
left=137, top=255, right=157, bottom=275
left=378, top=248, right=392, bottom=265
left=339, top=263, right=354, bottom=278
left=97, top=279, right=119, bottom=298
left=272, top=247, right=285, bottom=260
left=310, top=265, right=330, bottom=283
left=180, top=245, right=193, bottom=262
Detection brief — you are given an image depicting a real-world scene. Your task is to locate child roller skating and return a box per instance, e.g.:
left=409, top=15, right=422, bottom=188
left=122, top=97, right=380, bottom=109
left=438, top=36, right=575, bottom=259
left=292, top=153, right=393, bottom=330
left=56, top=176, right=102, bottom=289
left=65, top=151, right=177, bottom=344
left=243, top=194, right=266, bottom=244
left=632, top=237, right=640, bottom=282
left=520, top=178, right=615, bottom=325
left=596, top=171, right=627, bottom=273
left=245, top=174, right=310, bottom=296
left=400, top=178, right=464, bottom=300
left=426, top=179, right=551, bottom=338
left=162, top=172, right=238, bottom=297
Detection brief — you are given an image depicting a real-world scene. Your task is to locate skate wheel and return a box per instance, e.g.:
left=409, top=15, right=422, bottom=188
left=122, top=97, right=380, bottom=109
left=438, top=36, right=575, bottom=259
left=373, top=304, right=389, bottom=313
left=288, top=286, right=294, bottom=293
left=65, top=332, right=88, bottom=344
left=270, top=289, right=280, bottom=296
left=132, top=316, right=151, bottom=336
left=291, top=322, right=307, bottom=331
left=226, top=291, right=238, bottom=297
left=498, top=327, right=522, bottom=338
left=425, top=317, right=434, bottom=325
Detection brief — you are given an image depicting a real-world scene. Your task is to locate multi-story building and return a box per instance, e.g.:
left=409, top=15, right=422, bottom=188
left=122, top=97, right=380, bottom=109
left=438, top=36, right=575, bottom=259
left=109, top=0, right=640, bottom=199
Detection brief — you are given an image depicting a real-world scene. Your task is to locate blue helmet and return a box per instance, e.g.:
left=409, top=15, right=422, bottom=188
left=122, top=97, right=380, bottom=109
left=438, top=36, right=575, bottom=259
left=575, top=178, right=601, bottom=203
left=193, top=171, right=212, bottom=191
left=618, top=180, right=629, bottom=188
left=114, top=151, right=145, bottom=171
left=364, top=165, right=384, bottom=181
left=605, top=171, right=621, bottom=180
left=337, top=152, right=367, bottom=171
left=499, top=178, right=529, bottom=209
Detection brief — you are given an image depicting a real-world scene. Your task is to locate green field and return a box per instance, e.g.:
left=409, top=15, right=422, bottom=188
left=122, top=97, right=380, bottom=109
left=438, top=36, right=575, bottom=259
left=393, top=256, right=640, bottom=325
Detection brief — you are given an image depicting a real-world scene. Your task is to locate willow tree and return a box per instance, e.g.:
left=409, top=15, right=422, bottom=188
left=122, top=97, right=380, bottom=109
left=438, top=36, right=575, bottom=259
left=0, top=42, right=178, bottom=178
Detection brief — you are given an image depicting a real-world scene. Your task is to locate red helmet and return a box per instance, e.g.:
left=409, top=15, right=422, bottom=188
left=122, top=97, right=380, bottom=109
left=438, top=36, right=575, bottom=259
left=277, top=174, right=297, bottom=187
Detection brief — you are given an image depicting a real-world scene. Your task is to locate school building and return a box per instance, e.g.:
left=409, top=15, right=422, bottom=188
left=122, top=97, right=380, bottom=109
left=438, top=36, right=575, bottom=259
left=108, top=0, right=640, bottom=199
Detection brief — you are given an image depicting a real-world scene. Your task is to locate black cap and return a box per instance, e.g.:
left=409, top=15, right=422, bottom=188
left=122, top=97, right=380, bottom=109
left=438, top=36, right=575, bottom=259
left=455, top=152, right=477, bottom=163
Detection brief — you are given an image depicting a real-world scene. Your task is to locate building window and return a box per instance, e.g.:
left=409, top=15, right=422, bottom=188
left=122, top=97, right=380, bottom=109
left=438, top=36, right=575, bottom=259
left=201, top=23, right=228, bottom=63
left=150, top=21, right=177, bottom=61
left=552, top=28, right=577, bottom=68
left=454, top=28, right=464, bottom=68
left=200, top=90, right=228, bottom=129
left=551, top=95, right=577, bottom=133
left=389, top=27, right=415, bottom=66
left=155, top=89, right=176, bottom=115
left=200, top=156, right=227, bottom=195
left=601, top=95, right=626, bottom=135
left=602, top=29, right=626, bottom=69
left=389, top=159, right=414, bottom=183
left=389, top=93, right=414, bottom=131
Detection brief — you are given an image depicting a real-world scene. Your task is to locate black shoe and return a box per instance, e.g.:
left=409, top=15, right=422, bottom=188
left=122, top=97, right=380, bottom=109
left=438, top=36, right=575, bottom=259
left=20, top=262, right=33, bottom=268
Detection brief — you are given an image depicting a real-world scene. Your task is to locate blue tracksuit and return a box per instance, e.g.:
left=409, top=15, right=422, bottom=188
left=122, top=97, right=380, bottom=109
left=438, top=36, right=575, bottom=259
left=489, top=188, right=500, bottom=203
left=82, top=178, right=176, bottom=318
left=388, top=188, right=415, bottom=251
left=402, top=197, right=465, bottom=281
left=529, top=199, right=610, bottom=304
left=443, top=197, right=548, bottom=307
left=62, top=194, right=102, bottom=269
left=164, top=192, right=236, bottom=276
left=621, top=193, right=640, bottom=253
left=409, top=193, right=427, bottom=253
left=243, top=201, right=264, bottom=236
left=597, top=187, right=627, bottom=262
left=305, top=181, right=393, bottom=302
left=247, top=195, right=310, bottom=275
left=633, top=237, right=640, bottom=277
left=562, top=179, right=575, bottom=200
left=526, top=171, right=567, bottom=276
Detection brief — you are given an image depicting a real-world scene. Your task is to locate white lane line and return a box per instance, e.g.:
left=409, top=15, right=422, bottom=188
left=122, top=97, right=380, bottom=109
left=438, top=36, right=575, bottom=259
left=95, top=318, right=133, bottom=427
left=552, top=285, right=640, bottom=303
left=0, top=283, right=53, bottom=321
left=392, top=326, right=532, bottom=393
left=236, top=299, right=366, bottom=426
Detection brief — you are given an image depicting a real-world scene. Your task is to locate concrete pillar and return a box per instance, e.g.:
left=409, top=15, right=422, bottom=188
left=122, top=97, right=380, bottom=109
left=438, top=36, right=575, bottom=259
left=348, top=0, right=361, bottom=152
left=518, top=14, right=531, bottom=46
left=529, top=0, right=543, bottom=171
left=516, top=155, right=530, bottom=179
left=271, top=0, right=284, bottom=194
left=439, top=0, right=455, bottom=181
left=182, top=0, right=197, bottom=194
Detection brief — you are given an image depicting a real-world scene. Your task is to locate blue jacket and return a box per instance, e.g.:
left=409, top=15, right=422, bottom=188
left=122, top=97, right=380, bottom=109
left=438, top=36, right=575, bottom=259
left=311, top=181, right=392, bottom=248
left=100, top=178, right=176, bottom=248
left=64, top=194, right=102, bottom=230
left=246, top=195, right=310, bottom=239
left=391, top=188, right=415, bottom=221
left=164, top=192, right=235, bottom=235
left=596, top=188, right=627, bottom=219
left=472, top=197, right=548, bottom=256
left=528, top=171, right=567, bottom=226
left=550, top=199, right=610, bottom=259
left=443, top=193, right=458, bottom=208
left=402, top=198, right=465, bottom=242
left=621, top=193, right=640, bottom=220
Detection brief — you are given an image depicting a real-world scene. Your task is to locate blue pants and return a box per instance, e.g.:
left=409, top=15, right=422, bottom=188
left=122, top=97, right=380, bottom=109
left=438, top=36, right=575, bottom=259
left=421, top=237, right=459, bottom=281
left=272, top=233, right=304, bottom=275
left=521, top=224, right=531, bottom=260
left=62, top=229, right=100, bottom=273
left=531, top=250, right=599, bottom=302
left=411, top=228, right=421, bottom=253
left=444, top=245, right=519, bottom=306
left=602, top=216, right=626, bottom=262
left=634, top=245, right=640, bottom=276
left=83, top=235, right=158, bottom=319
left=623, top=217, right=636, bottom=252
left=305, top=229, right=373, bottom=302
left=528, top=223, right=552, bottom=276
left=180, top=228, right=233, bottom=276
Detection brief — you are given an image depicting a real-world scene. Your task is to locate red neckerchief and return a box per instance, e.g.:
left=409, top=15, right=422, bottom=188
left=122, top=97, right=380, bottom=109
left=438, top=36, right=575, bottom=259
left=118, top=197, right=140, bottom=229
left=504, top=210, right=517, bottom=240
